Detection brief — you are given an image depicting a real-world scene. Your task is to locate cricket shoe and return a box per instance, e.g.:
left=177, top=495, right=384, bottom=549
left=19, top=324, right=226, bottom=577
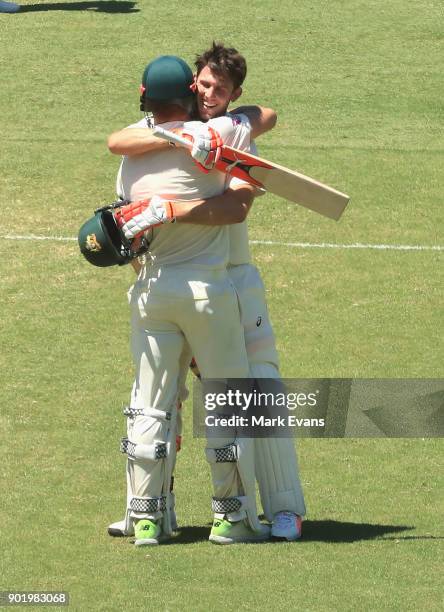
left=209, top=518, right=270, bottom=545
left=108, top=510, right=178, bottom=537
left=134, top=519, right=170, bottom=546
left=271, top=511, right=302, bottom=541
left=107, top=519, right=134, bottom=537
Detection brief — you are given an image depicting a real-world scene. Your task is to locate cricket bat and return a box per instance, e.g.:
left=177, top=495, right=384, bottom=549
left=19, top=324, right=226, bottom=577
left=153, top=126, right=350, bottom=221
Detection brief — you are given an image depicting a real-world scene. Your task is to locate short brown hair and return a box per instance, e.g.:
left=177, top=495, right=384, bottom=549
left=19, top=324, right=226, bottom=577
left=195, top=41, right=247, bottom=89
left=143, top=97, right=195, bottom=116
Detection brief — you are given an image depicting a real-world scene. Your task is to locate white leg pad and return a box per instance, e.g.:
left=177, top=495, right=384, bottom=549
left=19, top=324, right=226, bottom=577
left=249, top=363, right=306, bottom=520
left=255, top=436, right=306, bottom=521
left=122, top=408, right=178, bottom=535
left=160, top=413, right=177, bottom=536
left=206, top=438, right=263, bottom=532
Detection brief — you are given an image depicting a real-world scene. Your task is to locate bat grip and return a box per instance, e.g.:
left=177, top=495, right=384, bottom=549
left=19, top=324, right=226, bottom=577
left=152, top=126, right=191, bottom=149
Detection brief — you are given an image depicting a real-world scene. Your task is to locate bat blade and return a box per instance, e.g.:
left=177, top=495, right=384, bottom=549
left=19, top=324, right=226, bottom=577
left=153, top=127, right=350, bottom=220
left=220, top=146, right=350, bottom=221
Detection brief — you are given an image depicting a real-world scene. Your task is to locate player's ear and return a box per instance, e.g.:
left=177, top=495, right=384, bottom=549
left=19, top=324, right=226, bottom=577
left=231, top=86, right=242, bottom=102
left=190, top=74, right=198, bottom=93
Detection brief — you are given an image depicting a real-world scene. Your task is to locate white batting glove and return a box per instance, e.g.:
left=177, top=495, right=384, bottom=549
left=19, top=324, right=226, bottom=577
left=114, top=195, right=176, bottom=240
left=181, top=125, right=223, bottom=173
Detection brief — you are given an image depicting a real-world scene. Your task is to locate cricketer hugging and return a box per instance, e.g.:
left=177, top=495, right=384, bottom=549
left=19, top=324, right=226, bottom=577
left=87, top=43, right=307, bottom=546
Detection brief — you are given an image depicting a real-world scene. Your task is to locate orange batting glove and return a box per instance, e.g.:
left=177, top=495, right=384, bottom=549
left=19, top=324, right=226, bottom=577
left=181, top=125, right=223, bottom=173
left=114, top=195, right=176, bottom=240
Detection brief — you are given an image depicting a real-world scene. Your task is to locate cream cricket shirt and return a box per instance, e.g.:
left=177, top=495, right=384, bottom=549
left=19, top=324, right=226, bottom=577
left=226, top=141, right=260, bottom=266
left=117, top=115, right=252, bottom=269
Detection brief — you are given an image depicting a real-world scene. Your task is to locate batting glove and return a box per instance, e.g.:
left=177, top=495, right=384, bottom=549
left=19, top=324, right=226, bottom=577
left=114, top=195, right=176, bottom=240
left=181, top=125, right=223, bottom=173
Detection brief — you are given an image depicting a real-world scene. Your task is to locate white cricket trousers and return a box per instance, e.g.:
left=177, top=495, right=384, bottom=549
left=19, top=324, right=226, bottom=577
left=127, top=265, right=250, bottom=520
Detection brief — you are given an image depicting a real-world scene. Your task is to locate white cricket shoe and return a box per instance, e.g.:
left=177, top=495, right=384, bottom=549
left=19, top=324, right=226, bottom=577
left=271, top=511, right=302, bottom=541
left=108, top=519, right=134, bottom=537
left=0, top=1, right=20, bottom=12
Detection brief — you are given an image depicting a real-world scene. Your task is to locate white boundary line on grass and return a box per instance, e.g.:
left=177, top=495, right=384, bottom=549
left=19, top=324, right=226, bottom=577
left=1, top=234, right=78, bottom=242
left=1, top=234, right=443, bottom=252
left=250, top=240, right=444, bottom=252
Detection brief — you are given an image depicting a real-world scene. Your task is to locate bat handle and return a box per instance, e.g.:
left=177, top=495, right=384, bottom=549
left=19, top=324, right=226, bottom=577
left=152, top=126, right=191, bottom=149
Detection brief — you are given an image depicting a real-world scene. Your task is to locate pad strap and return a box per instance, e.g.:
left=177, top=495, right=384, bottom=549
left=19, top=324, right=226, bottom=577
left=130, top=496, right=166, bottom=513
left=205, top=444, right=237, bottom=463
left=123, top=405, right=171, bottom=421
left=123, top=406, right=145, bottom=418
left=212, top=496, right=247, bottom=514
left=120, top=437, right=167, bottom=461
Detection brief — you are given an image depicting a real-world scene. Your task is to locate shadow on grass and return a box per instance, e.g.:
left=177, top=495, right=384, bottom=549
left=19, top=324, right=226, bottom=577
left=300, top=520, right=415, bottom=543
left=159, top=520, right=422, bottom=545
left=377, top=535, right=443, bottom=541
left=19, top=1, right=139, bottom=13
left=166, top=525, right=210, bottom=545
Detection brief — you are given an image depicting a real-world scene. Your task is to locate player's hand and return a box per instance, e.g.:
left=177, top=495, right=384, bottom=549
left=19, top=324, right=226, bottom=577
left=181, top=125, right=223, bottom=173
left=114, top=195, right=176, bottom=240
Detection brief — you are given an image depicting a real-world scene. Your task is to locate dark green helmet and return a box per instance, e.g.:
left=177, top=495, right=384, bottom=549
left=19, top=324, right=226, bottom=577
left=140, top=55, right=194, bottom=101
left=78, top=206, right=133, bottom=267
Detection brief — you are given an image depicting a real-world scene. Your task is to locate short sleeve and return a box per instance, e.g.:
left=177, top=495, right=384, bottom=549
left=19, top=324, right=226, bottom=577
left=207, top=114, right=252, bottom=151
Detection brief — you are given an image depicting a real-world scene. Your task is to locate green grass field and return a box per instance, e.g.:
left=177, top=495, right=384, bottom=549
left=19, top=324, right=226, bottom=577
left=1, top=1, right=443, bottom=610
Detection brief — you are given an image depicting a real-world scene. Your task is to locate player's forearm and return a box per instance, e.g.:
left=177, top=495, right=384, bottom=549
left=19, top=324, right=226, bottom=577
left=229, top=105, right=277, bottom=139
left=114, top=186, right=258, bottom=242
left=174, top=184, right=256, bottom=225
left=107, top=128, right=170, bottom=156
